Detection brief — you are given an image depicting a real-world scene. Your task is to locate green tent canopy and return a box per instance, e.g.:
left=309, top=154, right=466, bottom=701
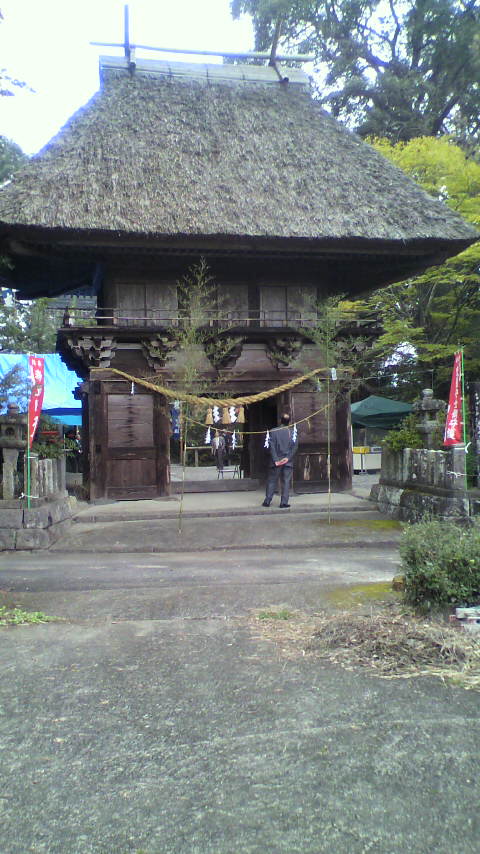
left=351, top=395, right=412, bottom=430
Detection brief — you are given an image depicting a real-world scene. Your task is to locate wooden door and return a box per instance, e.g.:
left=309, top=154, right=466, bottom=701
left=106, top=394, right=158, bottom=499
left=260, top=286, right=287, bottom=327
left=246, top=399, right=279, bottom=480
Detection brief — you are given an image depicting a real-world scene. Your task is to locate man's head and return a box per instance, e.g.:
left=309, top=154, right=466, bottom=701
left=280, top=413, right=290, bottom=426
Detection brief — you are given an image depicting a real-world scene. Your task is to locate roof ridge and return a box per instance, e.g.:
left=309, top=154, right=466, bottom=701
left=99, top=55, right=310, bottom=88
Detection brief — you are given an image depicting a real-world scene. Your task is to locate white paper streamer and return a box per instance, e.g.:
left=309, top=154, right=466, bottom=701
left=212, top=405, right=221, bottom=423
left=205, top=427, right=211, bottom=444
left=229, top=405, right=237, bottom=423
left=292, top=424, right=297, bottom=443
left=264, top=430, right=270, bottom=449
left=331, top=367, right=337, bottom=380
left=232, top=430, right=237, bottom=449
left=130, top=382, right=135, bottom=395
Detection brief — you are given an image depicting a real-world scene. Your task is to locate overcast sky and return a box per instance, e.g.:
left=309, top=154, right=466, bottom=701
left=1, top=0, right=254, bottom=154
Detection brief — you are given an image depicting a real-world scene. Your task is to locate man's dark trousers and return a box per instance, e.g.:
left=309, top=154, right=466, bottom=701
left=265, top=462, right=293, bottom=506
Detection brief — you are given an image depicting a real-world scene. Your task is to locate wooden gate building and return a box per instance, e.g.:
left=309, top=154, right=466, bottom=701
left=0, top=56, right=477, bottom=500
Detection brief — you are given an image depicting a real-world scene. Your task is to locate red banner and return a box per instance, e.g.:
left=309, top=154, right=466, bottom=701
left=28, top=356, right=45, bottom=448
left=444, top=351, right=463, bottom=446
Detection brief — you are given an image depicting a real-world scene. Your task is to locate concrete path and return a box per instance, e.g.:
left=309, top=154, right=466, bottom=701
left=1, top=480, right=479, bottom=853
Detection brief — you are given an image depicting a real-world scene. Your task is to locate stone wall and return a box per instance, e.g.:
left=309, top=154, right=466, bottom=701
left=0, top=455, right=76, bottom=550
left=370, top=445, right=470, bottom=522
left=0, top=495, right=76, bottom=550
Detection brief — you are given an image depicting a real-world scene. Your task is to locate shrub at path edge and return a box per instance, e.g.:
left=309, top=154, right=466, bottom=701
left=400, top=519, right=480, bottom=610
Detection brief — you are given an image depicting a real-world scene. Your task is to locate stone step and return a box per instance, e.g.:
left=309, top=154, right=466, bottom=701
left=74, top=503, right=378, bottom=525
left=55, top=510, right=401, bottom=553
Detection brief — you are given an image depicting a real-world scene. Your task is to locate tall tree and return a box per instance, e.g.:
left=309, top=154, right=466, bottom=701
left=0, top=293, right=58, bottom=354
left=232, top=0, right=480, bottom=144
left=358, top=136, right=480, bottom=397
left=0, top=137, right=27, bottom=184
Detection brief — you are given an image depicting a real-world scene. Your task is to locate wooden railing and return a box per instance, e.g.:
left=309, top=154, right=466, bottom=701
left=57, top=307, right=381, bottom=333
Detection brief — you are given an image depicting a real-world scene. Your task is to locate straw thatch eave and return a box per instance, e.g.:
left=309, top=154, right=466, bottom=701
left=0, top=222, right=473, bottom=259
left=0, top=62, right=478, bottom=253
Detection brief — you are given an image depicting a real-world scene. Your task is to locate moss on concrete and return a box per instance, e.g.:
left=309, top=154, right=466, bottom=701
left=325, top=581, right=401, bottom=608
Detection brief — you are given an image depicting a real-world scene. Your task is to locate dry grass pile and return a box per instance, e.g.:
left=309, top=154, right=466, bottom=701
left=253, top=608, right=480, bottom=691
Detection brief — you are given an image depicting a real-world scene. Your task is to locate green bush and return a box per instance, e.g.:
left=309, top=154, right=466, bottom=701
left=400, top=519, right=480, bottom=610
left=383, top=414, right=422, bottom=452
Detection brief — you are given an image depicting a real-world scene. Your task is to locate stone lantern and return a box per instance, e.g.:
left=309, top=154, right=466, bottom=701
left=412, top=389, right=446, bottom=450
left=0, top=403, right=28, bottom=499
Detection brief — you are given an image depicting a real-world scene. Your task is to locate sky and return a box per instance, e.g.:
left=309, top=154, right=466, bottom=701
left=0, top=0, right=254, bottom=155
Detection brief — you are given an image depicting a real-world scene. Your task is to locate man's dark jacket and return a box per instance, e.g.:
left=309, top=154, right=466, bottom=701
left=269, top=426, right=298, bottom=464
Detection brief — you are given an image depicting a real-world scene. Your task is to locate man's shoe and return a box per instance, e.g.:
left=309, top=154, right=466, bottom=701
left=262, top=500, right=271, bottom=507
left=279, top=503, right=290, bottom=508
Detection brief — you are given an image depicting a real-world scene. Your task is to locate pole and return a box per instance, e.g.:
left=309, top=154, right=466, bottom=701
left=124, top=4, right=130, bottom=63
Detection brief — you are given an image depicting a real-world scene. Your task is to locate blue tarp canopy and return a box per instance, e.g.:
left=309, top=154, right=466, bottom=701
left=0, top=354, right=82, bottom=426
left=351, top=395, right=412, bottom=430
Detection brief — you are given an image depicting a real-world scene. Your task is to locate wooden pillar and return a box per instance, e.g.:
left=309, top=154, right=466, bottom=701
left=155, top=393, right=171, bottom=496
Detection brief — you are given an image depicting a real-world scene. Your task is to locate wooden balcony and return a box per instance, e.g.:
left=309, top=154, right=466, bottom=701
left=57, top=307, right=380, bottom=334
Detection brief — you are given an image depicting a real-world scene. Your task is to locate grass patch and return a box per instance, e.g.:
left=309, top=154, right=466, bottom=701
left=325, top=581, right=400, bottom=608
left=257, top=609, right=294, bottom=621
left=322, top=519, right=401, bottom=530
left=0, top=606, right=58, bottom=626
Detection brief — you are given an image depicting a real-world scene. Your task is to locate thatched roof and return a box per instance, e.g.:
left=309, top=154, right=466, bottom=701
left=0, top=57, right=477, bottom=252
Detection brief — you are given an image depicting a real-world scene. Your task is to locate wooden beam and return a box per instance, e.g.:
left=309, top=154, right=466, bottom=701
left=91, top=41, right=315, bottom=63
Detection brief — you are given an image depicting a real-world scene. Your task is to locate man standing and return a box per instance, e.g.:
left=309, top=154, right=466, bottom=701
left=262, top=413, right=298, bottom=508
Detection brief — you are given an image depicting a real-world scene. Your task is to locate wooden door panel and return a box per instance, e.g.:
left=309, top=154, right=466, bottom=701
left=292, top=391, right=336, bottom=444
left=106, top=393, right=158, bottom=498
left=108, top=396, right=154, bottom=447
left=106, top=458, right=157, bottom=499
left=260, top=286, right=286, bottom=327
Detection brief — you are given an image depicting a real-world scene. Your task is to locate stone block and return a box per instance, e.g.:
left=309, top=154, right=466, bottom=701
left=0, top=508, right=24, bottom=529
left=23, top=506, right=52, bottom=529
left=0, top=528, right=16, bottom=550
left=15, top=528, right=51, bottom=550
left=48, top=518, right=72, bottom=544
left=49, top=498, right=73, bottom=524
left=22, top=498, right=73, bottom=530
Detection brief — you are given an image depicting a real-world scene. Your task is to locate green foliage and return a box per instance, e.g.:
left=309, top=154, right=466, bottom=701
left=349, top=136, right=480, bottom=399
left=383, top=414, right=423, bottom=452
left=293, top=293, right=375, bottom=396
left=232, top=1, right=480, bottom=145
left=30, top=441, right=63, bottom=460
left=30, top=414, right=72, bottom=458
left=175, top=258, right=217, bottom=394
left=0, top=606, right=58, bottom=625
left=0, top=136, right=27, bottom=183
left=257, top=608, right=294, bottom=620
left=400, top=519, right=480, bottom=610
left=0, top=363, right=29, bottom=413
left=0, top=292, right=58, bottom=353
left=171, top=259, right=236, bottom=458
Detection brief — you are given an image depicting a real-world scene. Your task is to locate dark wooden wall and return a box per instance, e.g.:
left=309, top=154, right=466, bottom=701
left=85, top=375, right=170, bottom=500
